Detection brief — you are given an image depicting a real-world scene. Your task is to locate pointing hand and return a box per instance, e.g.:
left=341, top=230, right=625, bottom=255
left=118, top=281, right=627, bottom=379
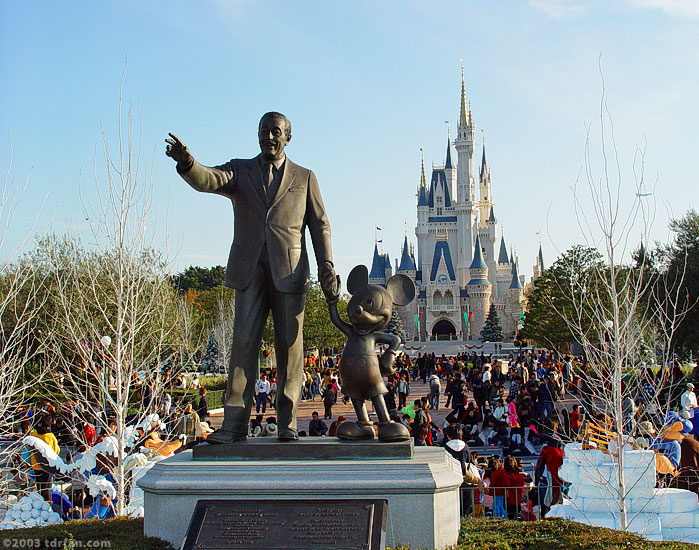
left=165, top=133, right=193, bottom=166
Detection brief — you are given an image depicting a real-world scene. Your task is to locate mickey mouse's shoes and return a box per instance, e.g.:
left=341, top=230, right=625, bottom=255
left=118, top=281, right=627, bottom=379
left=377, top=421, right=411, bottom=442
left=336, top=421, right=376, bottom=440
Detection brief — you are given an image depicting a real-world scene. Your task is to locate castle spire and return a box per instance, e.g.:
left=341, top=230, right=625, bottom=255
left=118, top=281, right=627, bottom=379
left=480, top=139, right=487, bottom=176
left=417, top=150, right=428, bottom=206
left=445, top=129, right=453, bottom=169
left=459, top=60, right=468, bottom=128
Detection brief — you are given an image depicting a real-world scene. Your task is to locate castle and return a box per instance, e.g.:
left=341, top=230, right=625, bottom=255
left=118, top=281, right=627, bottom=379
left=369, top=69, right=544, bottom=342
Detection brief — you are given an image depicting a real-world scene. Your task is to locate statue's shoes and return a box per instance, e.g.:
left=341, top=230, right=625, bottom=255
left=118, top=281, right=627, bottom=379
left=277, top=428, right=299, bottom=441
left=336, top=421, right=376, bottom=440
left=206, top=429, right=247, bottom=445
left=378, top=421, right=411, bottom=442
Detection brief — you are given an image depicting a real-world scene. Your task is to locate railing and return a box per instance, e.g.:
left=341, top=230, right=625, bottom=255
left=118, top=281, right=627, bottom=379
left=458, top=483, right=563, bottom=521
left=458, top=471, right=699, bottom=521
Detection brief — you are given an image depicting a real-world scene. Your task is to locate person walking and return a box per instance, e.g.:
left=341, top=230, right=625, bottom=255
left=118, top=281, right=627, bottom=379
left=255, top=374, right=271, bottom=414
left=397, top=374, right=410, bottom=409
left=429, top=373, right=441, bottom=410
left=322, top=386, right=335, bottom=419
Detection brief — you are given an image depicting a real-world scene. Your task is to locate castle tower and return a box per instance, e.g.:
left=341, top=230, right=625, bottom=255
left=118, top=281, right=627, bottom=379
left=533, top=243, right=544, bottom=280
left=454, top=65, right=478, bottom=286
left=495, top=235, right=512, bottom=299
left=478, top=142, right=493, bottom=227
left=416, top=153, right=429, bottom=273
left=444, top=131, right=457, bottom=200
left=466, top=234, right=492, bottom=339
left=484, top=206, right=498, bottom=292
left=369, top=243, right=387, bottom=286
left=455, top=66, right=475, bottom=206
left=505, top=260, right=525, bottom=337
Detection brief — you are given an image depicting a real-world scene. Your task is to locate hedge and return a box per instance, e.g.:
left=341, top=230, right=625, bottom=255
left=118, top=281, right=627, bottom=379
left=0, top=518, right=173, bottom=550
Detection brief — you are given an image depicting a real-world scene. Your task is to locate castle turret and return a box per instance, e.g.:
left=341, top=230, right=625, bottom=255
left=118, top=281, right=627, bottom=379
left=455, top=66, right=475, bottom=205
left=533, top=243, right=544, bottom=280
left=467, top=234, right=492, bottom=339
left=369, top=243, right=387, bottom=285
left=505, top=260, right=525, bottom=337
left=479, top=142, right=493, bottom=226
left=416, top=153, right=429, bottom=274
left=445, top=131, right=456, bottom=200
left=495, top=235, right=512, bottom=299
left=483, top=205, right=498, bottom=292
left=455, top=65, right=478, bottom=286
left=397, top=234, right=417, bottom=276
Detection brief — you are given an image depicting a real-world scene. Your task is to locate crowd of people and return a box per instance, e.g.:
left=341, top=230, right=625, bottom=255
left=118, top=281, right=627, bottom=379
left=3, top=372, right=216, bottom=521
left=5, top=347, right=699, bottom=524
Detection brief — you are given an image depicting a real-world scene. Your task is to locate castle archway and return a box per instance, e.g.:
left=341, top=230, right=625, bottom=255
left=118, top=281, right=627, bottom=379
left=432, top=319, right=456, bottom=339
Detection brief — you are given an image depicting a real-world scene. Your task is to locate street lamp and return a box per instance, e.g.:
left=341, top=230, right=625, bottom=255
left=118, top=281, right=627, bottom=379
left=100, top=334, right=112, bottom=413
left=516, top=322, right=525, bottom=359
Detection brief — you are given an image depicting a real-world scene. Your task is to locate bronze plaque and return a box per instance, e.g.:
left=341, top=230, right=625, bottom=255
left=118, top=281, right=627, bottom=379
left=182, top=499, right=387, bottom=550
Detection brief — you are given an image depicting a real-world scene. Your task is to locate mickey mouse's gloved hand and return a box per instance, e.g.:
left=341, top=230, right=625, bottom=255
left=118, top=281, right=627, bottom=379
left=321, top=264, right=341, bottom=304
left=379, top=349, right=397, bottom=376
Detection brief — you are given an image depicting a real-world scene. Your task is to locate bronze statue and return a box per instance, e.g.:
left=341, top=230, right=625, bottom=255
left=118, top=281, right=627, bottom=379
left=327, top=265, right=415, bottom=441
left=166, top=112, right=338, bottom=443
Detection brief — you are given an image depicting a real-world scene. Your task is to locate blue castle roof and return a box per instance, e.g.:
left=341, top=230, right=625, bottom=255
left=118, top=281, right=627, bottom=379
left=469, top=234, right=488, bottom=270
left=445, top=137, right=453, bottom=170
left=418, top=184, right=428, bottom=206
left=510, top=261, right=524, bottom=289
left=429, top=241, right=456, bottom=281
left=369, top=243, right=386, bottom=279
left=498, top=236, right=509, bottom=264
left=427, top=169, right=452, bottom=208
left=398, top=235, right=416, bottom=272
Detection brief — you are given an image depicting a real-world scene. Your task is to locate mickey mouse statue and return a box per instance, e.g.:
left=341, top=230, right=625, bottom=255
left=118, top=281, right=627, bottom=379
left=325, top=265, right=415, bottom=442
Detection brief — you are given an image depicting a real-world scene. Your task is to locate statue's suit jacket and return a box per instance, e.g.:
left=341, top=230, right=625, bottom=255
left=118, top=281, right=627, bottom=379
left=179, top=154, right=333, bottom=293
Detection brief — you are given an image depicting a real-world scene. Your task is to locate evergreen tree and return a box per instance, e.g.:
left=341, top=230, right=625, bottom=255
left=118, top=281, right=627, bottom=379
left=383, top=310, right=405, bottom=342
left=480, top=303, right=504, bottom=342
left=200, top=333, right=222, bottom=373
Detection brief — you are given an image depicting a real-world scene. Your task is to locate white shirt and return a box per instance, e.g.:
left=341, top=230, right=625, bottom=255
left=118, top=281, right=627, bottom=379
left=482, top=370, right=491, bottom=383
left=681, top=390, right=697, bottom=410
left=493, top=406, right=508, bottom=422
left=255, top=379, right=271, bottom=395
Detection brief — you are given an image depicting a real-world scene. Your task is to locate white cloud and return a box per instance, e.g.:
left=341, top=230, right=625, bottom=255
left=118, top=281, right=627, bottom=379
left=530, top=0, right=587, bottom=19
left=625, top=0, right=699, bottom=18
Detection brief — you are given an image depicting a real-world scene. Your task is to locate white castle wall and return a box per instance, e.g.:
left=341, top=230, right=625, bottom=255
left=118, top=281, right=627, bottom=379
left=548, top=443, right=699, bottom=543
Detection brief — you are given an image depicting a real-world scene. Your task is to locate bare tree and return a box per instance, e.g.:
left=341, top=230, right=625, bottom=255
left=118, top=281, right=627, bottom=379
left=547, top=66, right=694, bottom=531
left=0, top=138, right=48, bottom=504
left=42, top=69, right=185, bottom=516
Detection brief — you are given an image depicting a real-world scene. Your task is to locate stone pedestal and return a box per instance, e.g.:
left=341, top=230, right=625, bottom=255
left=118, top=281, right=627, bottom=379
left=138, top=441, right=463, bottom=550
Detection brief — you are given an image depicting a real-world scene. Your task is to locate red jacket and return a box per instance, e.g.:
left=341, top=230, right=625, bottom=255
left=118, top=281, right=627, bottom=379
left=504, top=471, right=525, bottom=506
left=489, top=468, right=508, bottom=498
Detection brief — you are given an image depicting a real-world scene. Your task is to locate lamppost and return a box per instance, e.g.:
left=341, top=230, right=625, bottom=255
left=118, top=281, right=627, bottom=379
left=516, top=322, right=525, bottom=359
left=100, top=335, right=112, bottom=415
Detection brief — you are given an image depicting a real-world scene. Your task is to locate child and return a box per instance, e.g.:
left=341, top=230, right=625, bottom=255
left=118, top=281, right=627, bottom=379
left=489, top=457, right=508, bottom=518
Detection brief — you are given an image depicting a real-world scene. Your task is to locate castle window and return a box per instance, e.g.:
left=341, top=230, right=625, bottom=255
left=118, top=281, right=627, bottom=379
left=436, top=207, right=442, bottom=215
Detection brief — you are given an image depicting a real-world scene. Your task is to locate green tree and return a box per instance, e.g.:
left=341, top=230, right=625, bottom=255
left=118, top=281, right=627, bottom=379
left=480, top=303, right=504, bottom=342
left=523, top=245, right=605, bottom=349
left=383, top=310, right=405, bottom=342
left=658, top=209, right=699, bottom=358
left=302, top=278, right=348, bottom=352
left=172, top=265, right=226, bottom=294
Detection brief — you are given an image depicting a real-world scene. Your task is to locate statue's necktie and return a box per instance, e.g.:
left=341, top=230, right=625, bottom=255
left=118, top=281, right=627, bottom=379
left=265, top=162, right=274, bottom=201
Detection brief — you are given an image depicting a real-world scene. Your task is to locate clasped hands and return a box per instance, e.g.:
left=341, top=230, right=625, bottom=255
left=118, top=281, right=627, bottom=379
left=320, top=262, right=340, bottom=304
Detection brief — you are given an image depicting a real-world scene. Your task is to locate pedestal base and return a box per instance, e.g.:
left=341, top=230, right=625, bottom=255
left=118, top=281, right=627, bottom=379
left=138, top=444, right=463, bottom=550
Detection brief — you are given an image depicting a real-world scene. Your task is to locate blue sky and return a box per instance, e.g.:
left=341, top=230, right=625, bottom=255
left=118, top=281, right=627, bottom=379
left=1, top=0, right=697, bottom=283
